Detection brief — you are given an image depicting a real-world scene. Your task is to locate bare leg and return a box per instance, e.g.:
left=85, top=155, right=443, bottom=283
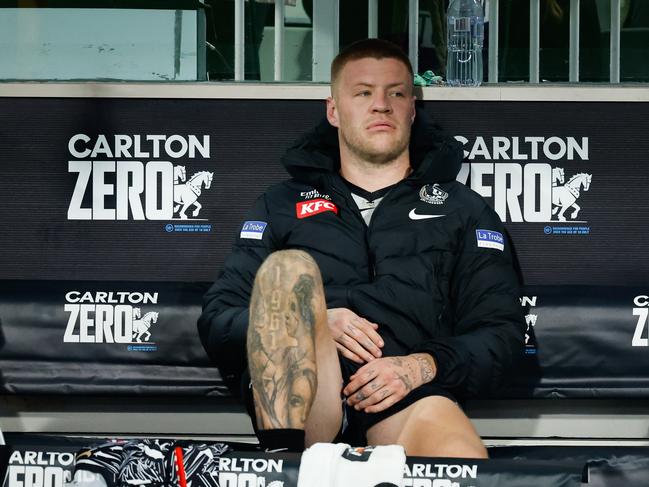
left=366, top=396, right=488, bottom=458
left=304, top=293, right=344, bottom=446
left=247, top=250, right=343, bottom=443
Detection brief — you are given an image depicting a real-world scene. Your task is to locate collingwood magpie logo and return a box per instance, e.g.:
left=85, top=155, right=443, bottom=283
left=63, top=291, right=160, bottom=351
left=67, top=134, right=213, bottom=221
left=420, top=184, right=448, bottom=205
left=455, top=135, right=592, bottom=223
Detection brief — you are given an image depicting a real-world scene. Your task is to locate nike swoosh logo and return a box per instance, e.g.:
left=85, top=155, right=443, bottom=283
left=409, top=209, right=445, bottom=220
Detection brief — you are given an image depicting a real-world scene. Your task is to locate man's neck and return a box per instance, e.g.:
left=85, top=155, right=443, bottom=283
left=339, top=152, right=412, bottom=193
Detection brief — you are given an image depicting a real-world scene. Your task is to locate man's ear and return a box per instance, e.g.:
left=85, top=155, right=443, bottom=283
left=326, top=96, right=339, bottom=128
left=410, top=96, right=416, bottom=124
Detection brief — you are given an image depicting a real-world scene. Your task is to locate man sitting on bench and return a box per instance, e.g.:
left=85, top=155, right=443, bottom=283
left=198, top=39, right=525, bottom=458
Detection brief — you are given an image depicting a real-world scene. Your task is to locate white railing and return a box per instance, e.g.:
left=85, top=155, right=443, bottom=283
left=312, top=0, right=339, bottom=82
left=408, top=0, right=420, bottom=74
left=234, top=0, right=245, bottom=81
left=232, top=0, right=625, bottom=84
left=569, top=0, right=580, bottom=82
left=274, top=0, right=285, bottom=81
left=529, top=0, right=540, bottom=83
left=368, top=0, right=378, bottom=38
left=610, top=0, right=621, bottom=83
left=488, top=0, right=499, bottom=83
left=516, top=0, right=622, bottom=83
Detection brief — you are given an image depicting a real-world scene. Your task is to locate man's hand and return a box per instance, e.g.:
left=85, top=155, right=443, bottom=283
left=343, top=353, right=437, bottom=413
left=326, top=308, right=383, bottom=364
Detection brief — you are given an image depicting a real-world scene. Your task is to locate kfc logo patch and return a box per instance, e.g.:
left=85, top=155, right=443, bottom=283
left=296, top=198, right=339, bottom=219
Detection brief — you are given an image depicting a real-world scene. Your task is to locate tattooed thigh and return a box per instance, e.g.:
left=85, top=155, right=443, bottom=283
left=247, top=250, right=325, bottom=429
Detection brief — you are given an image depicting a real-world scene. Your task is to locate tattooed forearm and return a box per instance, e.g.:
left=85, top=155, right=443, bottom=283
left=397, top=372, right=413, bottom=391
left=412, top=353, right=436, bottom=384
left=247, top=251, right=323, bottom=430
left=388, top=357, right=404, bottom=367
left=388, top=357, right=414, bottom=392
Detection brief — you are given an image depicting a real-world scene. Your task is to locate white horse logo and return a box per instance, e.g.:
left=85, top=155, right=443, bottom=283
left=173, top=165, right=186, bottom=184
left=552, top=172, right=592, bottom=221
left=525, top=314, right=537, bottom=345
left=173, top=171, right=213, bottom=219
left=132, top=310, right=159, bottom=342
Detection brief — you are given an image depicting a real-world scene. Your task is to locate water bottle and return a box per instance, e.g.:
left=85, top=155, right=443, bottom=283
left=446, top=0, right=485, bottom=87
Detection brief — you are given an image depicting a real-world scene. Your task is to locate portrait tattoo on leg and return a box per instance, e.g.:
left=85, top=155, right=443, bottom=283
left=247, top=254, right=321, bottom=429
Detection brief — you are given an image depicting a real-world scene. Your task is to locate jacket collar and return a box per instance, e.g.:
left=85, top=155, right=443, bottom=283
left=281, top=107, right=463, bottom=188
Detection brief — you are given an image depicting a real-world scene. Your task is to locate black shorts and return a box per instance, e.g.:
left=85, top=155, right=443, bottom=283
left=241, top=355, right=456, bottom=444
left=338, top=356, right=456, bottom=439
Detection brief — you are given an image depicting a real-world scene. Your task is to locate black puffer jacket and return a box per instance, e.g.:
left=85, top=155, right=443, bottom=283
left=198, top=110, right=525, bottom=400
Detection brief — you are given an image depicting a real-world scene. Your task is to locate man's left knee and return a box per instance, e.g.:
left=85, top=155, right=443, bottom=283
left=399, top=396, right=488, bottom=458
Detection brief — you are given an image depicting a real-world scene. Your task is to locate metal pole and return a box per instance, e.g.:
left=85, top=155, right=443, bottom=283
left=488, top=0, right=499, bottom=83
left=610, top=0, right=621, bottom=83
left=274, top=0, right=285, bottom=81
left=234, top=0, right=245, bottom=81
left=408, top=0, right=419, bottom=74
left=196, top=8, right=207, bottom=81
left=529, top=0, right=540, bottom=83
left=368, top=0, right=378, bottom=39
left=174, top=10, right=182, bottom=80
left=569, top=0, right=580, bottom=82
left=312, top=0, right=339, bottom=82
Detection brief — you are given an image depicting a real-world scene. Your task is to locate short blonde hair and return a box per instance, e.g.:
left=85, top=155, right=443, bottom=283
left=331, top=39, right=414, bottom=90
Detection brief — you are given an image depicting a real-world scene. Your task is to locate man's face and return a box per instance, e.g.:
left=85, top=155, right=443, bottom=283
left=327, top=57, right=415, bottom=166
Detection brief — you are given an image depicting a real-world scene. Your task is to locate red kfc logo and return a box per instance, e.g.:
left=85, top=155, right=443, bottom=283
left=296, top=198, right=339, bottom=219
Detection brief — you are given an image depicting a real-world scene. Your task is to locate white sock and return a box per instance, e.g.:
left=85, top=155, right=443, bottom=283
left=297, top=442, right=349, bottom=487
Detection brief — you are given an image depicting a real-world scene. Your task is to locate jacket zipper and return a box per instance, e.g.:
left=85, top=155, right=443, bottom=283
left=364, top=181, right=406, bottom=281
left=329, top=174, right=416, bottom=282
left=327, top=175, right=375, bottom=281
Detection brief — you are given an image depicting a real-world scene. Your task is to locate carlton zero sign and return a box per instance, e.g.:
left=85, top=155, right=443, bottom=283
left=67, top=134, right=214, bottom=221
left=455, top=135, right=592, bottom=224
left=63, top=290, right=161, bottom=351
left=5, top=449, right=75, bottom=487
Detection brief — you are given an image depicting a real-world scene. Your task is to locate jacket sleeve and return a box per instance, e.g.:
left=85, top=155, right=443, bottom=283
left=413, top=205, right=526, bottom=398
left=197, top=194, right=278, bottom=386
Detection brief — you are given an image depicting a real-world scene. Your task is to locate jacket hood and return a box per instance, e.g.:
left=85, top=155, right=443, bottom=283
left=281, top=107, right=463, bottom=188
